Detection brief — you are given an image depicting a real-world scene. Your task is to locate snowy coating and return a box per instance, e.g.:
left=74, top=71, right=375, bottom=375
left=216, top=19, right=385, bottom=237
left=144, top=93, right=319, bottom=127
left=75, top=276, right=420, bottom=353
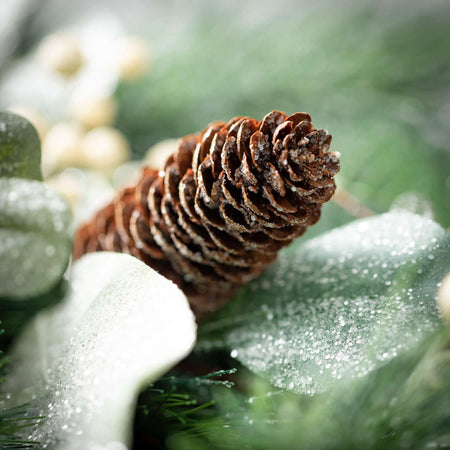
left=5, top=252, right=197, bottom=449
left=0, top=177, right=72, bottom=298
left=200, top=211, right=450, bottom=394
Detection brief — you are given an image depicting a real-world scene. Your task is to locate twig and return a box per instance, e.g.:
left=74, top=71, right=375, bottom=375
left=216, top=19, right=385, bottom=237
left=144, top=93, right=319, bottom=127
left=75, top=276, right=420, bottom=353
left=332, top=186, right=375, bottom=218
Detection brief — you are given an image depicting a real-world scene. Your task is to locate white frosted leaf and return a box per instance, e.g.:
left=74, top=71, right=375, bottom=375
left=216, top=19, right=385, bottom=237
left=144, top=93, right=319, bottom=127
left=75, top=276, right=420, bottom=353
left=5, top=252, right=197, bottom=449
left=199, top=212, right=450, bottom=395
left=0, top=177, right=72, bottom=298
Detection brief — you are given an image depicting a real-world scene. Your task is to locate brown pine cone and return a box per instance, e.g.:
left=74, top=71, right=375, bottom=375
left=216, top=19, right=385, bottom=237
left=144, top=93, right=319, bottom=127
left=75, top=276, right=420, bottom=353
left=73, top=111, right=340, bottom=315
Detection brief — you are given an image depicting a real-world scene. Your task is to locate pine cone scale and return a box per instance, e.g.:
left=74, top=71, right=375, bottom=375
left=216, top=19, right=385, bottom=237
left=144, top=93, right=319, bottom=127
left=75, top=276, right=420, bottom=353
left=73, top=110, right=340, bottom=315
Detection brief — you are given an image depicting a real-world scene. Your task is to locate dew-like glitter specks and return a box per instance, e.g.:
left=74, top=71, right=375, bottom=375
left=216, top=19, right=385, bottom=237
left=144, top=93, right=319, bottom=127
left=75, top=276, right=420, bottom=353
left=206, top=211, right=450, bottom=395
left=0, top=177, right=72, bottom=298
left=4, top=252, right=196, bottom=449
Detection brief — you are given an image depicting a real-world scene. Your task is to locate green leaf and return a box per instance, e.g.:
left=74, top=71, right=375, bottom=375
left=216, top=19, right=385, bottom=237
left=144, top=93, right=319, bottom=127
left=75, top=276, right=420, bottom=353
left=0, top=111, right=42, bottom=181
left=0, top=177, right=72, bottom=299
left=170, top=327, right=450, bottom=450
left=0, top=280, right=69, bottom=348
left=5, top=252, right=197, bottom=450
left=199, top=212, right=450, bottom=394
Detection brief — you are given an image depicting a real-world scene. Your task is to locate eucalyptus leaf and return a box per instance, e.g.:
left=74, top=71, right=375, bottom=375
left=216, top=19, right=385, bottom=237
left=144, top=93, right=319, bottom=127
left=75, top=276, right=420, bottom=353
left=4, top=252, right=197, bottom=450
left=199, top=212, right=450, bottom=394
left=0, top=111, right=42, bottom=180
left=0, top=177, right=72, bottom=299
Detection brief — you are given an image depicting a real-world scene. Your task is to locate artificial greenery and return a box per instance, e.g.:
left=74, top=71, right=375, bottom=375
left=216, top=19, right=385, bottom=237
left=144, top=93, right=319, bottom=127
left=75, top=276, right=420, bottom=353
left=0, top=112, right=42, bottom=181
left=0, top=280, right=68, bottom=349
left=1, top=1, right=450, bottom=449
left=0, top=177, right=72, bottom=300
left=156, top=325, right=450, bottom=450
left=115, top=3, right=450, bottom=226
left=4, top=252, right=196, bottom=449
left=0, top=112, right=72, bottom=301
left=133, top=369, right=237, bottom=448
left=0, top=327, right=41, bottom=449
left=198, top=212, right=449, bottom=394
left=0, top=395, right=41, bottom=449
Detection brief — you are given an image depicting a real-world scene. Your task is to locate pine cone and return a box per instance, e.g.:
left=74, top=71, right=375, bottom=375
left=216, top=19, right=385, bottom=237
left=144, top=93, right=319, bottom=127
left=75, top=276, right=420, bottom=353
left=73, top=111, right=340, bottom=315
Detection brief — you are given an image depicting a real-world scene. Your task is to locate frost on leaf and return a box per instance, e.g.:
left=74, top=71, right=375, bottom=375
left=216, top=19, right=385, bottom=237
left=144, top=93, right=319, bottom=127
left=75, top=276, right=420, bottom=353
left=4, top=252, right=197, bottom=450
left=199, top=211, right=450, bottom=394
left=0, top=177, right=72, bottom=299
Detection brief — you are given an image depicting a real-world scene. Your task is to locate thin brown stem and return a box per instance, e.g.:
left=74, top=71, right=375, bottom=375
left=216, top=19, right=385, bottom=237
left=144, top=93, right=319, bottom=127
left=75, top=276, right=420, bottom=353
left=332, top=186, right=375, bottom=219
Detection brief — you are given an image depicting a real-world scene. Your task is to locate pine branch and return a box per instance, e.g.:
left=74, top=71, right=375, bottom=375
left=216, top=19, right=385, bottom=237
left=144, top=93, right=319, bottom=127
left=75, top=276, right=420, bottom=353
left=0, top=324, right=42, bottom=449
left=138, top=326, right=450, bottom=450
left=133, top=369, right=238, bottom=448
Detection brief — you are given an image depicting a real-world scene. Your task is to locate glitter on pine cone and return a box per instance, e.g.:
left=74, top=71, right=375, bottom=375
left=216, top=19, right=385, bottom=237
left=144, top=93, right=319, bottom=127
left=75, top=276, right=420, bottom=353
left=73, top=111, right=340, bottom=315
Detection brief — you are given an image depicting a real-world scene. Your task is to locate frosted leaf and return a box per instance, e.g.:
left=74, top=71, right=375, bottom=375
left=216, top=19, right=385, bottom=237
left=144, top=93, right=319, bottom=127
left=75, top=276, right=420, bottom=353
left=5, top=252, right=197, bottom=449
left=199, top=212, right=450, bottom=395
left=0, top=111, right=42, bottom=180
left=391, top=192, right=435, bottom=220
left=0, top=177, right=72, bottom=298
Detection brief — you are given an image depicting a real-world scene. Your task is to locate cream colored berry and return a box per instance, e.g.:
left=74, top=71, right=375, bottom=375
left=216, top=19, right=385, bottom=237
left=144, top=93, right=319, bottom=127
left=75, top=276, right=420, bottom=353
left=70, top=96, right=118, bottom=129
left=118, top=36, right=151, bottom=81
left=7, top=105, right=49, bottom=141
left=42, top=121, right=85, bottom=176
left=81, top=127, right=130, bottom=171
left=112, top=161, right=142, bottom=188
left=144, top=139, right=178, bottom=170
left=437, top=272, right=450, bottom=321
left=37, top=33, right=83, bottom=77
left=45, top=169, right=85, bottom=209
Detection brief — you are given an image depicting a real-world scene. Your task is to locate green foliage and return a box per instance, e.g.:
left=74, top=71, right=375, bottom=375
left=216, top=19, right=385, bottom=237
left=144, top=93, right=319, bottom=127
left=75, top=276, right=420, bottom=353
left=0, top=280, right=68, bottom=349
left=5, top=252, right=196, bottom=449
left=0, top=112, right=42, bottom=181
left=0, top=401, right=42, bottom=449
left=198, top=212, right=450, bottom=394
left=166, top=326, right=450, bottom=450
left=115, top=2, right=450, bottom=226
left=0, top=111, right=71, bottom=348
left=0, top=177, right=72, bottom=299
left=0, top=326, right=42, bottom=449
left=0, top=3, right=449, bottom=450
left=134, top=369, right=237, bottom=448
left=0, top=111, right=65, bottom=449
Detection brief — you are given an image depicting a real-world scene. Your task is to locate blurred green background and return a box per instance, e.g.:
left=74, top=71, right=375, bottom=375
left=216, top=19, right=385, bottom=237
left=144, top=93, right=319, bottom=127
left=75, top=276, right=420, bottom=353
left=1, top=0, right=449, bottom=225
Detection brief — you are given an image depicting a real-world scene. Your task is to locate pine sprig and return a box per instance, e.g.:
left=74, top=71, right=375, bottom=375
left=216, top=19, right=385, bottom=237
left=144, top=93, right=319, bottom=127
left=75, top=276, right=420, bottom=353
left=133, top=369, right=237, bottom=448
left=0, top=325, right=42, bottom=449
left=139, top=326, right=450, bottom=450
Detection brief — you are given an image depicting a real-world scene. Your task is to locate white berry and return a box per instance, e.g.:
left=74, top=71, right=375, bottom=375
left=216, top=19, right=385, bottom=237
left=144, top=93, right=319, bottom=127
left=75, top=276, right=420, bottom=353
left=80, top=127, right=130, bottom=172
left=42, top=121, right=85, bottom=176
left=70, top=96, right=118, bottom=129
left=37, top=33, right=83, bottom=77
left=118, top=37, right=152, bottom=81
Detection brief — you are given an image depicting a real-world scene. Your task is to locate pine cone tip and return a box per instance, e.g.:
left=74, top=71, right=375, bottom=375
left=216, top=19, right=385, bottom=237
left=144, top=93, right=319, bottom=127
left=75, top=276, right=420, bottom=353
left=73, top=111, right=340, bottom=316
